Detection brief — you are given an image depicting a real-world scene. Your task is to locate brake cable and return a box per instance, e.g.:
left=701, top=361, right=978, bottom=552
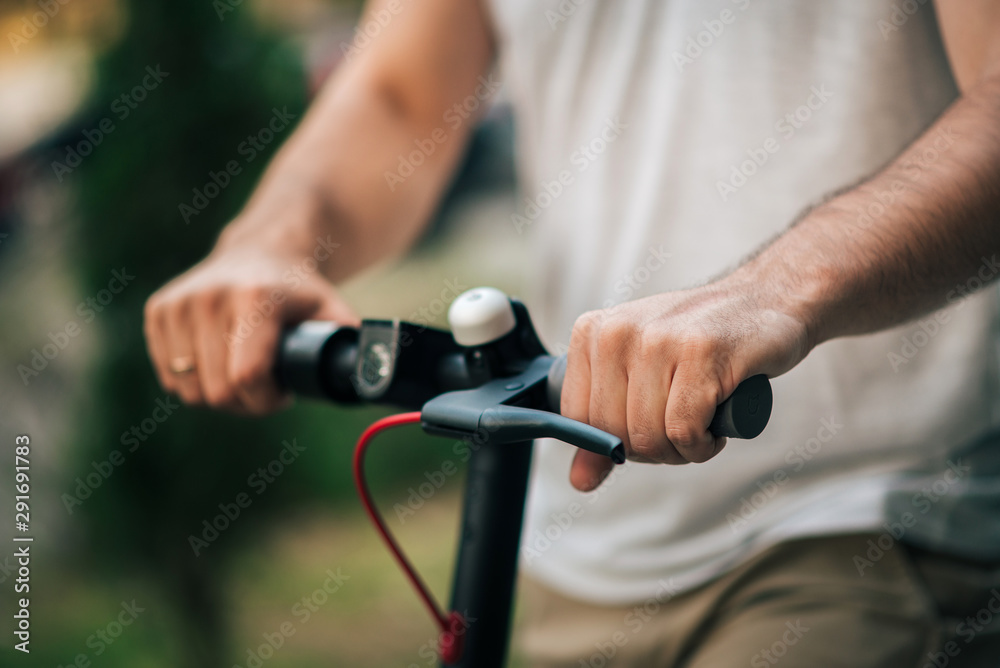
left=352, top=412, right=466, bottom=665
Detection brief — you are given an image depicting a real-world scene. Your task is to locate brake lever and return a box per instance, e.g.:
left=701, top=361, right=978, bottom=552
left=481, top=405, right=625, bottom=463
left=419, top=354, right=625, bottom=463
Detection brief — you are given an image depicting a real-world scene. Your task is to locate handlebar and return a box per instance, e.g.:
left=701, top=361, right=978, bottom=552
left=276, top=289, right=772, bottom=450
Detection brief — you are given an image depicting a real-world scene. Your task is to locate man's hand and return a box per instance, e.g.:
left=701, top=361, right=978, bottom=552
left=564, top=0, right=1000, bottom=493
left=144, top=244, right=357, bottom=414
left=562, top=283, right=810, bottom=491
left=143, top=0, right=495, bottom=414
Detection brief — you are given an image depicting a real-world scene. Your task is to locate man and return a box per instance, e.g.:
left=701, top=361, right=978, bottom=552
left=145, top=0, right=1000, bottom=665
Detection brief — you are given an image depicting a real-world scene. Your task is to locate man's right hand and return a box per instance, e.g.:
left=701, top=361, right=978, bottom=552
left=143, top=245, right=358, bottom=414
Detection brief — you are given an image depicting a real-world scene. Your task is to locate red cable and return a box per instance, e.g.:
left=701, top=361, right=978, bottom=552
left=352, top=412, right=465, bottom=665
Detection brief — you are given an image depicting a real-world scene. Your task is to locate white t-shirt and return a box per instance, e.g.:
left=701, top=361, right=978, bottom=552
left=486, top=0, right=1000, bottom=603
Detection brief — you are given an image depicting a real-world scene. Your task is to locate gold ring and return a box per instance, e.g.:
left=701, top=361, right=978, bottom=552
left=170, top=356, right=196, bottom=375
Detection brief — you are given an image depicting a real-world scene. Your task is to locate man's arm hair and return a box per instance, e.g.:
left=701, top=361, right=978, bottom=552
left=728, top=0, right=1000, bottom=349
left=217, top=0, right=496, bottom=282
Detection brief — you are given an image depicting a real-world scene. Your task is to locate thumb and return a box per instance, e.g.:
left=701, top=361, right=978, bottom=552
left=569, top=449, right=615, bottom=492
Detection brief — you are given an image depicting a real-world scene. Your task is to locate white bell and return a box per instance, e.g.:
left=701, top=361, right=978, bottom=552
left=448, top=287, right=517, bottom=347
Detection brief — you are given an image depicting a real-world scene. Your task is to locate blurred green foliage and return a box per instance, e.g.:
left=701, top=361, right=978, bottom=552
left=28, top=1, right=450, bottom=666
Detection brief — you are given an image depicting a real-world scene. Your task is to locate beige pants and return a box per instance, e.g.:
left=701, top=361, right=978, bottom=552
left=514, top=534, right=1000, bottom=667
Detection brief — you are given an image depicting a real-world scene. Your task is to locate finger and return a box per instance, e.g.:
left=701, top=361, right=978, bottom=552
left=193, top=291, right=244, bottom=410
left=587, top=325, right=630, bottom=454
left=569, top=449, right=615, bottom=492
left=560, top=316, right=594, bottom=424
left=626, top=360, right=685, bottom=465
left=163, top=300, right=204, bottom=405
left=228, top=290, right=290, bottom=414
left=144, top=297, right=177, bottom=393
left=230, top=287, right=358, bottom=414
left=663, top=360, right=723, bottom=463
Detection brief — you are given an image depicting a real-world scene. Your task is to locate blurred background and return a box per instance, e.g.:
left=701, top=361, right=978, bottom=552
left=0, top=0, right=531, bottom=665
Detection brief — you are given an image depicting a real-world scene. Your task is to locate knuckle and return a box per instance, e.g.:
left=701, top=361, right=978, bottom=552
left=678, top=334, right=718, bottom=359
left=242, top=284, right=272, bottom=306
left=143, top=296, right=161, bottom=323
left=203, top=382, right=236, bottom=408
left=628, top=433, right=660, bottom=460
left=665, top=421, right=701, bottom=449
left=665, top=424, right=712, bottom=463
left=570, top=311, right=599, bottom=348
left=145, top=296, right=172, bottom=331
left=192, top=287, right=227, bottom=320
left=635, top=330, right=670, bottom=366
left=575, top=309, right=599, bottom=331
left=231, top=358, right=269, bottom=389
left=165, top=294, right=194, bottom=324
left=640, top=324, right=674, bottom=350
left=596, top=318, right=634, bottom=360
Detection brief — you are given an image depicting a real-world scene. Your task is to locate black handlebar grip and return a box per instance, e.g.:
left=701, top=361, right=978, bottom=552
left=276, top=322, right=360, bottom=402
left=546, top=355, right=772, bottom=439
left=707, top=374, right=772, bottom=439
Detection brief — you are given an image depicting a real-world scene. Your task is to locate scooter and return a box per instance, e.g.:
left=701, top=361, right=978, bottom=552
left=276, top=287, right=772, bottom=668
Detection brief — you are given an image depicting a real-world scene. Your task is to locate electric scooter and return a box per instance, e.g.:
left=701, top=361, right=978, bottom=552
left=276, top=287, right=772, bottom=668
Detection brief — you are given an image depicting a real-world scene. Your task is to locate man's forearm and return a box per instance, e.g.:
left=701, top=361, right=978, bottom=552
left=212, top=0, right=495, bottom=284
left=731, top=74, right=1000, bottom=349
left=215, top=65, right=476, bottom=283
